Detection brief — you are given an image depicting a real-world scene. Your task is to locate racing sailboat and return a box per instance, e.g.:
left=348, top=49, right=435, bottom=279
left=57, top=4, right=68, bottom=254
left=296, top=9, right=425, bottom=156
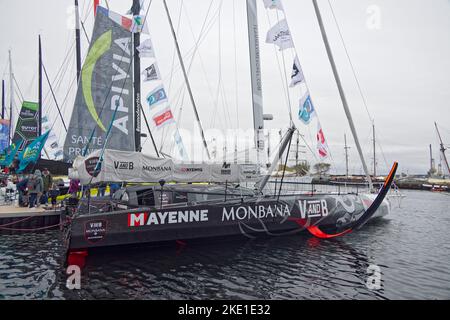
left=63, top=0, right=398, bottom=265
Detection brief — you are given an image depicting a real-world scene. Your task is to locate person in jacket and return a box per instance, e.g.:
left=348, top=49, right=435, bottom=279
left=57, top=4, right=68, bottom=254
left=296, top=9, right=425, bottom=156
left=16, top=175, right=29, bottom=207
left=48, top=182, right=60, bottom=209
left=109, top=183, right=120, bottom=197
left=68, top=179, right=80, bottom=197
left=29, top=170, right=44, bottom=208
left=41, top=168, right=53, bottom=204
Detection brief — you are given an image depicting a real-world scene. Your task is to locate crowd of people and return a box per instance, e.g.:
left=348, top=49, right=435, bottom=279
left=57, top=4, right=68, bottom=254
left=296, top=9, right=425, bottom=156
left=12, top=168, right=62, bottom=209
left=0, top=166, right=123, bottom=209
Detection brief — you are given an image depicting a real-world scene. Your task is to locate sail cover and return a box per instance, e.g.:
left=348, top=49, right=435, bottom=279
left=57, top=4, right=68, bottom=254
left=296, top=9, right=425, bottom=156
left=12, top=101, right=39, bottom=152
left=64, top=6, right=135, bottom=162
left=71, top=149, right=260, bottom=185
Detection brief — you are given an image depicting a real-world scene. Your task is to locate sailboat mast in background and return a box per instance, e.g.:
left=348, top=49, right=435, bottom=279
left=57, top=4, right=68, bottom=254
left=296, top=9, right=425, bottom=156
left=8, top=50, right=13, bottom=145
left=38, top=35, right=43, bottom=138
left=312, top=0, right=373, bottom=190
left=344, top=134, right=350, bottom=179
left=435, top=122, right=450, bottom=177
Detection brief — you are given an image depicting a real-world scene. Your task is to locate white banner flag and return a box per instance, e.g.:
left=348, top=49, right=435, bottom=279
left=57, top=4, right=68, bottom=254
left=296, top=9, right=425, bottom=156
left=263, top=0, right=284, bottom=11
left=142, top=63, right=161, bottom=82
left=290, top=55, right=305, bottom=87
left=137, top=38, right=155, bottom=58
left=266, top=19, right=294, bottom=51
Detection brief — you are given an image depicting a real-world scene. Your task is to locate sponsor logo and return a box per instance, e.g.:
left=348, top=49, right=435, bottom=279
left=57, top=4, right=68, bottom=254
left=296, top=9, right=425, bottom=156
left=222, top=204, right=291, bottom=222
left=142, top=165, right=172, bottom=172
left=20, top=110, right=35, bottom=117
left=20, top=125, right=38, bottom=132
left=128, top=210, right=209, bottom=227
left=221, top=162, right=231, bottom=175
left=113, top=161, right=134, bottom=170
left=84, top=219, right=107, bottom=243
left=273, top=30, right=291, bottom=42
left=180, top=167, right=203, bottom=173
left=81, top=29, right=132, bottom=135
left=85, top=156, right=100, bottom=177
left=298, top=200, right=329, bottom=219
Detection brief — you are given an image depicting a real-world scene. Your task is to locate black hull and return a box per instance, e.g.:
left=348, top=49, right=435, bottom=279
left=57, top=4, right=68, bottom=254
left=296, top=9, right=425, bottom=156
left=63, top=162, right=397, bottom=265
left=64, top=193, right=389, bottom=252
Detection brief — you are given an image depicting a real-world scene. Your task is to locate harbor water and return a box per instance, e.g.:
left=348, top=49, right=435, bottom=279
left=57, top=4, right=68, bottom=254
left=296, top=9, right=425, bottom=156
left=0, top=190, right=449, bottom=300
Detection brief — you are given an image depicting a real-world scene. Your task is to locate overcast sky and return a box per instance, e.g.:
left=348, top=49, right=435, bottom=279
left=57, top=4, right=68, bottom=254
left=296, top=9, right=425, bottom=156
left=1, top=0, right=449, bottom=175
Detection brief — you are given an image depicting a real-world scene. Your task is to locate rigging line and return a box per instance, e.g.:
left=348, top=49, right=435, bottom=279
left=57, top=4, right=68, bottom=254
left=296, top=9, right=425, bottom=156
left=161, top=0, right=221, bottom=135
left=42, top=41, right=75, bottom=106
left=277, top=133, right=293, bottom=202
left=167, top=0, right=184, bottom=97
left=266, top=7, right=328, bottom=158
left=24, top=72, right=37, bottom=102
left=43, top=48, right=74, bottom=112
left=327, top=0, right=373, bottom=122
left=81, top=21, right=92, bottom=45
left=232, top=0, right=239, bottom=129
left=275, top=9, right=293, bottom=124
left=42, top=63, right=68, bottom=132
left=264, top=10, right=291, bottom=122
left=160, top=0, right=221, bottom=148
left=49, top=74, right=76, bottom=133
left=12, top=75, right=24, bottom=102
left=215, top=3, right=233, bottom=131
left=14, top=87, right=23, bottom=107
left=210, top=2, right=223, bottom=129
left=161, top=2, right=213, bottom=147
left=303, top=126, right=319, bottom=163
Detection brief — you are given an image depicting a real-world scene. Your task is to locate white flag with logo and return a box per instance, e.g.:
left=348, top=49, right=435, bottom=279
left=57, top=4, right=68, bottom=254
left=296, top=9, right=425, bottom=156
left=142, top=63, right=161, bottom=82
left=137, top=38, right=155, bottom=58
left=263, top=0, right=284, bottom=11
left=290, top=55, right=304, bottom=87
left=266, top=19, right=294, bottom=51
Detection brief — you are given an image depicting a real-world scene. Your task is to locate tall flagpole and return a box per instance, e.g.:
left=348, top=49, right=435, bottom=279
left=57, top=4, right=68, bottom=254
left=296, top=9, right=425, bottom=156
left=163, top=0, right=211, bottom=160
left=312, top=0, right=373, bottom=190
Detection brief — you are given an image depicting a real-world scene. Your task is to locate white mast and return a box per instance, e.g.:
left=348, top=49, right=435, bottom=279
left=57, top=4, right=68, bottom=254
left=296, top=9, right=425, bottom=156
left=246, top=0, right=265, bottom=166
left=312, top=0, right=373, bottom=190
